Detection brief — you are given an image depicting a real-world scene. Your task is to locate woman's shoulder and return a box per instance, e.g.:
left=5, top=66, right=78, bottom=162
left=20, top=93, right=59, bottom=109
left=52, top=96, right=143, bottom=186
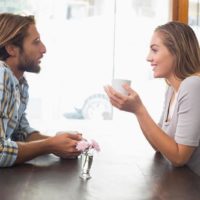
left=181, top=76, right=200, bottom=89
left=179, top=76, right=200, bottom=97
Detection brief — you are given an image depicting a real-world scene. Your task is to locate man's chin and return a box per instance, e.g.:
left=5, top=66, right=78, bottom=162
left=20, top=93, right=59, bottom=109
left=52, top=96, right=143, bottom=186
left=26, top=66, right=41, bottom=73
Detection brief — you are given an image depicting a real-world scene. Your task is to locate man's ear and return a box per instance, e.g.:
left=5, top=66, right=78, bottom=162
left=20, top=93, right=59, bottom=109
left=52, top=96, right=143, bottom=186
left=5, top=44, right=19, bottom=57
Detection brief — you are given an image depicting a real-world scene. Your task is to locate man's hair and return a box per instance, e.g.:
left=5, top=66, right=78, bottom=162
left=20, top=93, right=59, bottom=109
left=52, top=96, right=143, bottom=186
left=155, top=21, right=200, bottom=80
left=0, top=13, right=35, bottom=61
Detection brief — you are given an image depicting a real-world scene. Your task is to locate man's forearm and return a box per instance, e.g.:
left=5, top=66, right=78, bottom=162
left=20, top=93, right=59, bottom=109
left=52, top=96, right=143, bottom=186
left=26, top=131, right=50, bottom=142
left=15, top=139, right=51, bottom=164
left=14, top=132, right=82, bottom=165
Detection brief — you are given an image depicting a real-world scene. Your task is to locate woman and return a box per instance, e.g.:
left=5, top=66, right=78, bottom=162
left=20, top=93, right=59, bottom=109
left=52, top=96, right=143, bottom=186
left=104, top=21, right=200, bottom=175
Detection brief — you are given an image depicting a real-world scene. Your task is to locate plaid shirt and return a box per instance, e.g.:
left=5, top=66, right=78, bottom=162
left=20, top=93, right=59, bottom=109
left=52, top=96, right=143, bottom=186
left=0, top=61, right=36, bottom=167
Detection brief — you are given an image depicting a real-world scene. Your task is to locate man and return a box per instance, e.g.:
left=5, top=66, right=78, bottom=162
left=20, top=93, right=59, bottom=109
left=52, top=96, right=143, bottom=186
left=0, top=13, right=82, bottom=167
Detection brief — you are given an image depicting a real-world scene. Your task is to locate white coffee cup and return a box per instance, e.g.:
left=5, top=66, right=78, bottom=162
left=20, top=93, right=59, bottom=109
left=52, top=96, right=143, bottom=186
left=112, top=79, right=131, bottom=95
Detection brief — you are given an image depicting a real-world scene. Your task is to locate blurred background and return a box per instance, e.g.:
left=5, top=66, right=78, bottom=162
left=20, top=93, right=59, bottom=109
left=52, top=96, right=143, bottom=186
left=0, top=0, right=199, bottom=133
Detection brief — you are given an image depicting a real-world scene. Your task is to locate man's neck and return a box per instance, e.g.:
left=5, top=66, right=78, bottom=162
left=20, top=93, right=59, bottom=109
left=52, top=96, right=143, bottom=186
left=5, top=59, right=24, bottom=80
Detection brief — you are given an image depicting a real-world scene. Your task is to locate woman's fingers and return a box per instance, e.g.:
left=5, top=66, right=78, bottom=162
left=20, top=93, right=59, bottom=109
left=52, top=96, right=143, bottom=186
left=104, top=85, right=129, bottom=108
left=105, top=85, right=126, bottom=99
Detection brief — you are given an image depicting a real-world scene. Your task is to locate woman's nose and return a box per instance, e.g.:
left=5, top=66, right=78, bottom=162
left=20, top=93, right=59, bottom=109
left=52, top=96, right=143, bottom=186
left=146, top=52, right=152, bottom=62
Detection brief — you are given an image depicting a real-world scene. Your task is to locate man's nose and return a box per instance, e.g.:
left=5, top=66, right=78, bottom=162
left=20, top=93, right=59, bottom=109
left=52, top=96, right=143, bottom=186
left=41, top=42, right=46, bottom=54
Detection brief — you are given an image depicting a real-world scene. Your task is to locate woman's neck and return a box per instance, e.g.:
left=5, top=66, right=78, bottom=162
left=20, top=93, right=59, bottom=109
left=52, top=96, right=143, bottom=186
left=167, top=75, right=182, bottom=93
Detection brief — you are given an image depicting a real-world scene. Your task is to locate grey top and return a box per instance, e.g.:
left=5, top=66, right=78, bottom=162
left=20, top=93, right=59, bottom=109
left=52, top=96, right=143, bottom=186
left=159, top=76, right=200, bottom=175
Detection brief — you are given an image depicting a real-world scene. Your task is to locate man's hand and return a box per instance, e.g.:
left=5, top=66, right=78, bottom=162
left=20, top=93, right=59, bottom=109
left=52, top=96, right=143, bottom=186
left=48, top=132, right=82, bottom=159
left=15, top=132, right=82, bottom=164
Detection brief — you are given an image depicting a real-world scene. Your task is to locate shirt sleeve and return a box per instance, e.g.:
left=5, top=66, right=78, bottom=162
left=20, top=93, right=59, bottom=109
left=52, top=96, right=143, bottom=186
left=175, top=77, right=200, bottom=146
left=0, top=139, right=18, bottom=167
left=11, top=112, right=37, bottom=141
left=0, top=67, right=18, bottom=167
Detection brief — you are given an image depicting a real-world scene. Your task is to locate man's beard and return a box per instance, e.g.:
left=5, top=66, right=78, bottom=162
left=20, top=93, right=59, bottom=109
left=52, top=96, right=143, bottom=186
left=17, top=51, right=41, bottom=73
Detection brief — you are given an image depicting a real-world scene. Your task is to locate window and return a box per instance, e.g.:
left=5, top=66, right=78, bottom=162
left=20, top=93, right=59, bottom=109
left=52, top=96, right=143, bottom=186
left=0, top=0, right=170, bottom=131
left=188, top=0, right=200, bottom=41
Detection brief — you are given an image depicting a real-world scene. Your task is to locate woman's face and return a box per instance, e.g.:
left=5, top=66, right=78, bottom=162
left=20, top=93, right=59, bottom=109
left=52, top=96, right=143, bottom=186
left=146, top=31, right=175, bottom=79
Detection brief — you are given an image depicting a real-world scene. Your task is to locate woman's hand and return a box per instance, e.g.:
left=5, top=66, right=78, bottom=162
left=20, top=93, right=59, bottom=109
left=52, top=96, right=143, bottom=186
left=104, top=84, right=144, bottom=115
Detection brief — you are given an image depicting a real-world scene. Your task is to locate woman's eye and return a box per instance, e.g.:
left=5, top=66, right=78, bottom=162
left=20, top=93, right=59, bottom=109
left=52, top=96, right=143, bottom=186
left=152, top=48, right=158, bottom=53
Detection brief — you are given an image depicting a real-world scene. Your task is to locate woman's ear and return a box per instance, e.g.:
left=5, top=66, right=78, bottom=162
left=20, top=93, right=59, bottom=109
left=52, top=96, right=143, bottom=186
left=5, top=44, right=19, bottom=57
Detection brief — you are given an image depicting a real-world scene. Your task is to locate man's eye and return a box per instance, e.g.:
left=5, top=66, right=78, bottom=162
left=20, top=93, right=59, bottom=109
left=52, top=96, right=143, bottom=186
left=33, top=39, right=40, bottom=44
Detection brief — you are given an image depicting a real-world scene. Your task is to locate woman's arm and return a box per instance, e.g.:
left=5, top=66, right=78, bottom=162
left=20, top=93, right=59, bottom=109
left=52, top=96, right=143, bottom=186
left=135, top=105, right=194, bottom=166
left=104, top=84, right=195, bottom=166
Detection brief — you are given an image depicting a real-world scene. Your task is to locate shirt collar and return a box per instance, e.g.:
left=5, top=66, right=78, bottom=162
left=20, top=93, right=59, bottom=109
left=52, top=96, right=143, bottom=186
left=0, top=60, right=28, bottom=86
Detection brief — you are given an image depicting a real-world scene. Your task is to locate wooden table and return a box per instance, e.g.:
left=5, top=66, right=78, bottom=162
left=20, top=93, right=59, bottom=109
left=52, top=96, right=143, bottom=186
left=1, top=120, right=200, bottom=200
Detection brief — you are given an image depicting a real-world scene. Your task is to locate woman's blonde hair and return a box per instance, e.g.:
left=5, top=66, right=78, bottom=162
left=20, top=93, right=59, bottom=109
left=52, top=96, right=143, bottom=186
left=0, top=13, right=35, bottom=61
left=155, top=21, right=200, bottom=80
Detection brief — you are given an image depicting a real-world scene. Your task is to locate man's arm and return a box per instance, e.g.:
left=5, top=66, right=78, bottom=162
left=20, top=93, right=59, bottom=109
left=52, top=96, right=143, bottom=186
left=25, top=131, right=50, bottom=141
left=0, top=139, right=18, bottom=167
left=15, top=139, right=50, bottom=164
left=15, top=132, right=82, bottom=164
left=0, top=67, right=19, bottom=167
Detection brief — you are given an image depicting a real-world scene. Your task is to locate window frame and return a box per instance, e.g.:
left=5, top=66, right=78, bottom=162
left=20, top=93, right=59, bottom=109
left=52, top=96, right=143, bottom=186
left=170, top=0, right=189, bottom=23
